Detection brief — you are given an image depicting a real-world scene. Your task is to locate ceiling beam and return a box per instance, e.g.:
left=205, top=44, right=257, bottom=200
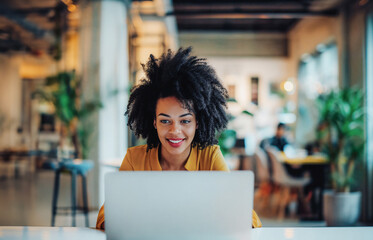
left=0, top=3, right=52, bottom=38
left=0, top=38, right=30, bottom=53
left=168, top=11, right=338, bottom=19
left=173, top=2, right=309, bottom=12
left=0, top=7, right=55, bottom=16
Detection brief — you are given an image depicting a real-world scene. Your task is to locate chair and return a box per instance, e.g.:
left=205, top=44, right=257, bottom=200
left=44, top=158, right=94, bottom=227
left=266, top=147, right=310, bottom=186
left=265, top=146, right=310, bottom=219
left=254, top=147, right=270, bottom=184
left=14, top=149, right=36, bottom=178
left=0, top=154, right=15, bottom=178
left=253, top=147, right=273, bottom=216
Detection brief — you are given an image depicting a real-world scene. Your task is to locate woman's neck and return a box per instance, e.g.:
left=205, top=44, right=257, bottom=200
left=158, top=145, right=191, bottom=171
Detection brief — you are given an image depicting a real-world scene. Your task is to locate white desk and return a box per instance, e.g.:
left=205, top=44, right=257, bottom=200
left=0, top=226, right=372, bottom=240
left=253, top=227, right=373, bottom=240
left=0, top=227, right=105, bottom=240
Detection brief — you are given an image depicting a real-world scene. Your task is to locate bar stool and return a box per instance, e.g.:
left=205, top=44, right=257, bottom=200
left=45, top=159, right=94, bottom=227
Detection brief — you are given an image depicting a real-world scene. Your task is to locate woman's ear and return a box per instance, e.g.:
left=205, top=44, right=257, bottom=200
left=153, top=119, right=157, bottom=129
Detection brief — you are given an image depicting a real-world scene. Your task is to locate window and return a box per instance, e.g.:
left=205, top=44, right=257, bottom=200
left=295, top=43, right=338, bottom=145
left=365, top=10, right=373, bottom=221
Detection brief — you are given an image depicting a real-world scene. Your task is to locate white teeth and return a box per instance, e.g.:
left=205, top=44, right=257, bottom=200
left=169, top=139, right=182, bottom=143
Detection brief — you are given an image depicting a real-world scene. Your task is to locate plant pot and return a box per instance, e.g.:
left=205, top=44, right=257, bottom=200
left=323, top=191, right=361, bottom=226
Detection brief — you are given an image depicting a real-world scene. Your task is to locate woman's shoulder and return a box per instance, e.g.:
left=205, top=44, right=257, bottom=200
left=126, top=144, right=156, bottom=159
left=195, top=145, right=222, bottom=159
left=128, top=144, right=148, bottom=152
left=197, top=144, right=221, bottom=153
left=193, top=145, right=226, bottom=171
left=127, top=144, right=151, bottom=156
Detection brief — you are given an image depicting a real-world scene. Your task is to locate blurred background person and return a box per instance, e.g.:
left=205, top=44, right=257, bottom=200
left=269, top=123, right=289, bottom=152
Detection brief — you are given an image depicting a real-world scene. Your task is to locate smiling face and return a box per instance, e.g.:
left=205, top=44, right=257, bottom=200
left=154, top=96, right=197, bottom=165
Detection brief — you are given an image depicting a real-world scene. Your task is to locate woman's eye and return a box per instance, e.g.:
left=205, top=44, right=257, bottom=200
left=181, top=120, right=191, bottom=124
left=160, top=120, right=170, bottom=124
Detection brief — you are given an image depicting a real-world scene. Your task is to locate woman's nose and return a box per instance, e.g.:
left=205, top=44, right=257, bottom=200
left=170, top=123, right=181, bottom=133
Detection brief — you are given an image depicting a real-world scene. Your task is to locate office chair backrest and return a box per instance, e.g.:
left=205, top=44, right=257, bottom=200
left=266, top=146, right=310, bottom=187
left=254, top=147, right=270, bottom=183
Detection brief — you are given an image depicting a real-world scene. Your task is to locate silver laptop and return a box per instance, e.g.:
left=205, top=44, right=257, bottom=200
left=105, top=171, right=254, bottom=240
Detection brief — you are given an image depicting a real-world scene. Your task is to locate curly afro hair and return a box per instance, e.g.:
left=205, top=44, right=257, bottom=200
left=125, top=47, right=229, bottom=150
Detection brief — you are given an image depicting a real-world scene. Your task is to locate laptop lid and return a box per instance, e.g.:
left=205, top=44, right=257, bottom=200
left=105, top=171, right=254, bottom=240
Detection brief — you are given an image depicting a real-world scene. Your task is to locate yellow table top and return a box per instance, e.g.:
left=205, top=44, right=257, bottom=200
left=279, top=152, right=328, bottom=165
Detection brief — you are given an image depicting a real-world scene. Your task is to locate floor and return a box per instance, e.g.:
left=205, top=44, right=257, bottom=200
left=0, top=170, right=326, bottom=228
left=0, top=170, right=99, bottom=227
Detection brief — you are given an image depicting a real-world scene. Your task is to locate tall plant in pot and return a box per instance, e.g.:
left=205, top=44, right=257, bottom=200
left=33, top=71, right=102, bottom=159
left=316, top=87, right=365, bottom=226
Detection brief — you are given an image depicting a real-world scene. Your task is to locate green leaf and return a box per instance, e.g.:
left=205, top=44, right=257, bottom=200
left=316, top=87, right=365, bottom=192
left=241, top=110, right=254, bottom=116
left=32, top=71, right=104, bottom=159
left=227, top=98, right=238, bottom=103
left=218, top=129, right=237, bottom=156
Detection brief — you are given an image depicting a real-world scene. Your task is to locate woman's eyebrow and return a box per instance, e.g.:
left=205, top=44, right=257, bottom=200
left=179, top=113, right=192, bottom=117
left=158, top=113, right=192, bottom=118
left=158, top=113, right=170, bottom=117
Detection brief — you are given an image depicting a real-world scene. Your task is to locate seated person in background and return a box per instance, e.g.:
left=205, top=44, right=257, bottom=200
left=96, top=47, right=262, bottom=230
left=270, top=123, right=304, bottom=178
left=269, top=123, right=288, bottom=151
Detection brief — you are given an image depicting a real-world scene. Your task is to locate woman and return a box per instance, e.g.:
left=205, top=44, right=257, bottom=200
left=96, top=47, right=262, bottom=229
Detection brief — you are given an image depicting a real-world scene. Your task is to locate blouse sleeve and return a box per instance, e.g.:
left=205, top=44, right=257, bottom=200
left=252, top=210, right=262, bottom=228
left=96, top=205, right=105, bottom=229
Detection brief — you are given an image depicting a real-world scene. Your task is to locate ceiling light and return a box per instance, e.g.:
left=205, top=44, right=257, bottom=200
left=284, top=80, right=294, bottom=93
left=68, top=4, right=76, bottom=12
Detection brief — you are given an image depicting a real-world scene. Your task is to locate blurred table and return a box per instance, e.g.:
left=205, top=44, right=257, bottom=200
left=0, top=148, right=39, bottom=178
left=279, top=152, right=328, bottom=165
left=102, top=158, right=123, bottom=169
left=279, top=150, right=329, bottom=220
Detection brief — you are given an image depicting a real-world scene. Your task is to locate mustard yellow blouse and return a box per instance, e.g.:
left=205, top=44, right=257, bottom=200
left=96, top=144, right=262, bottom=229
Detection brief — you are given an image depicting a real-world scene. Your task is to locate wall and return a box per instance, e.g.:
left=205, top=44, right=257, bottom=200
left=0, top=53, right=56, bottom=149
left=347, top=3, right=368, bottom=88
left=287, top=17, right=342, bottom=145
left=208, top=57, right=288, bottom=112
left=204, top=57, right=289, bottom=142
left=287, top=3, right=370, bottom=145
left=287, top=1, right=373, bottom=222
left=0, top=55, right=21, bottom=148
left=287, top=17, right=341, bottom=83
left=179, top=32, right=287, bottom=57
left=345, top=0, right=373, bottom=223
left=179, top=31, right=292, bottom=142
left=365, top=6, right=373, bottom=223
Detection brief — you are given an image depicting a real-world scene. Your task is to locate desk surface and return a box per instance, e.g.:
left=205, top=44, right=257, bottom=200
left=1, top=226, right=372, bottom=240
left=279, top=152, right=328, bottom=165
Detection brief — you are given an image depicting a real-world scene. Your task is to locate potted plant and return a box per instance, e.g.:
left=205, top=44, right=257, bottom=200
left=33, top=71, right=102, bottom=159
left=316, top=87, right=365, bottom=226
left=218, top=129, right=237, bottom=157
